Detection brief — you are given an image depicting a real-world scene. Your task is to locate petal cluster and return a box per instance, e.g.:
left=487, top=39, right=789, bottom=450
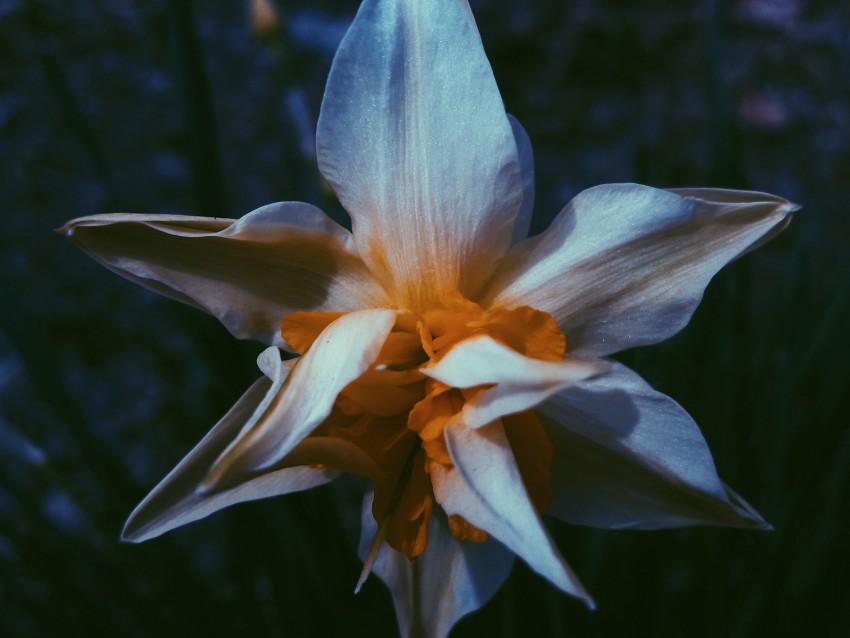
left=61, top=0, right=797, bottom=637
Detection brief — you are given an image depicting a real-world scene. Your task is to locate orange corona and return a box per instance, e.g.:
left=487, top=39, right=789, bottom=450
left=281, top=294, right=562, bottom=558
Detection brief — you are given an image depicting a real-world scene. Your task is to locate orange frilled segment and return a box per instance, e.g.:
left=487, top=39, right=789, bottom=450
left=482, top=305, right=566, bottom=362
left=281, top=297, right=564, bottom=364
left=406, top=380, right=461, bottom=466
left=282, top=310, right=427, bottom=367
left=279, top=296, right=564, bottom=557
left=323, top=412, right=434, bottom=558
left=372, top=445, right=433, bottom=558
left=417, top=292, right=566, bottom=362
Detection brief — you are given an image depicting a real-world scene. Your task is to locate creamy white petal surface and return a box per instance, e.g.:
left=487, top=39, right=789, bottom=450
left=122, top=373, right=336, bottom=543
left=422, top=335, right=605, bottom=428
left=483, top=184, right=799, bottom=356
left=433, top=422, right=594, bottom=608
left=61, top=203, right=390, bottom=346
left=538, top=362, right=770, bottom=529
left=359, top=492, right=514, bottom=638
left=201, top=311, right=395, bottom=490
left=316, top=0, right=522, bottom=306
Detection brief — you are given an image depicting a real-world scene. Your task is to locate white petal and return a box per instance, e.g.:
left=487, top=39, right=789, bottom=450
left=358, top=491, right=514, bottom=638
left=432, top=422, right=594, bottom=607
left=539, top=362, right=770, bottom=529
left=61, top=202, right=390, bottom=347
left=508, top=114, right=535, bottom=244
left=483, top=184, right=799, bottom=356
left=201, top=310, right=396, bottom=490
left=316, top=0, right=522, bottom=307
left=421, top=336, right=606, bottom=428
left=122, top=371, right=336, bottom=543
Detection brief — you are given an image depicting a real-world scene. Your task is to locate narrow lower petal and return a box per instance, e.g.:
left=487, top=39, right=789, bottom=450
left=201, top=310, right=396, bottom=490
left=122, top=373, right=336, bottom=543
left=539, top=362, right=770, bottom=529
left=483, top=184, right=799, bottom=356
left=433, top=421, right=594, bottom=607
left=61, top=203, right=390, bottom=347
left=359, top=491, right=514, bottom=638
left=421, top=335, right=606, bottom=428
left=316, top=0, right=522, bottom=307
left=508, top=114, right=535, bottom=244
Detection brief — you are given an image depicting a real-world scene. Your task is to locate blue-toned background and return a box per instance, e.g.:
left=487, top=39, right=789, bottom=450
left=2, top=0, right=848, bottom=636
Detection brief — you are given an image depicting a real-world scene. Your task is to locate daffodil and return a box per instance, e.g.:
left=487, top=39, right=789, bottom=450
left=62, top=0, right=797, bottom=636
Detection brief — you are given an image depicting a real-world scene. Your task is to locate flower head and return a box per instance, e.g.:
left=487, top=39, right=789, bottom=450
left=62, top=1, right=797, bottom=636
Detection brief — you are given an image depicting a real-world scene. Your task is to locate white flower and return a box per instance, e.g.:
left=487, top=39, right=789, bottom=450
left=62, top=1, right=797, bottom=636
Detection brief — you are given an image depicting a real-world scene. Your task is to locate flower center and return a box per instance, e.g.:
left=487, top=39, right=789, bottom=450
left=281, top=293, right=564, bottom=558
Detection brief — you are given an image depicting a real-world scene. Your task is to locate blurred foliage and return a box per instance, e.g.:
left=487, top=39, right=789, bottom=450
left=1, top=0, right=849, bottom=636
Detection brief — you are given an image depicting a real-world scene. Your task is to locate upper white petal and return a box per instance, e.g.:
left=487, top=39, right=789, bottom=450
left=316, top=0, right=522, bottom=307
left=61, top=203, right=390, bottom=347
left=482, top=184, right=798, bottom=356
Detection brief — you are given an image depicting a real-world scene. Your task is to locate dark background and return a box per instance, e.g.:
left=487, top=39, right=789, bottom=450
left=2, top=0, right=849, bottom=636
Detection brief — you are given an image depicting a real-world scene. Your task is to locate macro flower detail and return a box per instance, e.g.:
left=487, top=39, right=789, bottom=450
left=61, top=0, right=798, bottom=637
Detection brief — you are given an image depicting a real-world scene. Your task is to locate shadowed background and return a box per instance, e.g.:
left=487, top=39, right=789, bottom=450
left=2, top=0, right=848, bottom=636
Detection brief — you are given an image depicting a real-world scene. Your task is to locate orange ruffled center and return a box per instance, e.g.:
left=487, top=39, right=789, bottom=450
left=281, top=294, right=564, bottom=559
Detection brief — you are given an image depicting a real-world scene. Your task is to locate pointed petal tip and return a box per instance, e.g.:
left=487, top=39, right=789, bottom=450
left=353, top=574, right=369, bottom=595
left=783, top=200, right=803, bottom=215
left=721, top=483, right=773, bottom=532
left=545, top=566, right=596, bottom=610
left=567, top=574, right=596, bottom=611
left=743, top=510, right=773, bottom=532
left=55, top=223, right=74, bottom=237
left=730, top=516, right=773, bottom=532
left=668, top=186, right=801, bottom=212
left=119, top=519, right=149, bottom=544
left=720, top=505, right=774, bottom=533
